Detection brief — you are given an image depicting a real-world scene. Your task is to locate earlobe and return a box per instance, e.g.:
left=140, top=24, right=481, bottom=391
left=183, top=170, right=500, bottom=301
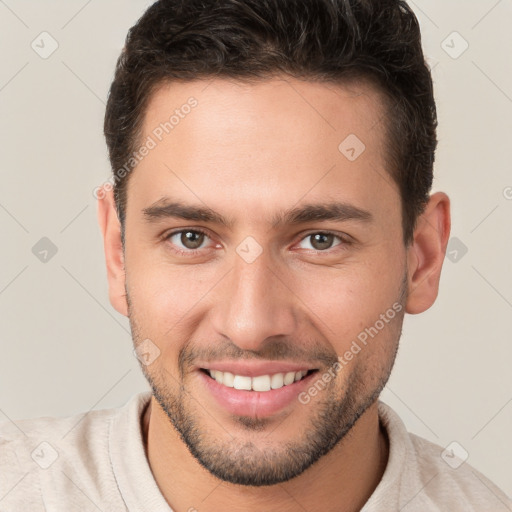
left=405, top=192, right=451, bottom=315
left=96, top=185, right=128, bottom=317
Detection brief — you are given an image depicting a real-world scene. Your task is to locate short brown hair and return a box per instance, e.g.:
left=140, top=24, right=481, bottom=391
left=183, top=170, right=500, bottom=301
left=104, top=0, right=437, bottom=247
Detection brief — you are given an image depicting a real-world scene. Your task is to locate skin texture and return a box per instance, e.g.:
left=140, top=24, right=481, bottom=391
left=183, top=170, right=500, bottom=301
left=97, top=77, right=451, bottom=512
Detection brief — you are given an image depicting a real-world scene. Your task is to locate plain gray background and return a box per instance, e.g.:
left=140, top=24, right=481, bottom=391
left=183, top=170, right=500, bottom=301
left=1, top=0, right=511, bottom=499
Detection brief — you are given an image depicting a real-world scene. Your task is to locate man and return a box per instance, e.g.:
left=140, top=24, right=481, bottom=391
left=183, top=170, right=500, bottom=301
left=1, top=0, right=510, bottom=510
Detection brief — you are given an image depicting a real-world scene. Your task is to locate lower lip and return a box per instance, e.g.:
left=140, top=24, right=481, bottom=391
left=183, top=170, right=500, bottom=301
left=198, top=369, right=318, bottom=418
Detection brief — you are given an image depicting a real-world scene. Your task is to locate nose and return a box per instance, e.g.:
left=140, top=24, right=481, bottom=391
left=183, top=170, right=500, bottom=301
left=209, top=247, right=298, bottom=352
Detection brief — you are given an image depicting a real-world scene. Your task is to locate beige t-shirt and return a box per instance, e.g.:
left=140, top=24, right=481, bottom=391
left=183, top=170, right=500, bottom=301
left=0, top=391, right=510, bottom=511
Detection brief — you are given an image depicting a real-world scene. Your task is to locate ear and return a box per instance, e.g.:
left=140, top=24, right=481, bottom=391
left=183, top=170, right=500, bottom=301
left=405, top=191, right=451, bottom=314
left=96, top=185, right=128, bottom=317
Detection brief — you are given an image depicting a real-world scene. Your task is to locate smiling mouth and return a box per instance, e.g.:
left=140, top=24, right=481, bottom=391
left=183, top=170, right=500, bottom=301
left=200, top=368, right=318, bottom=392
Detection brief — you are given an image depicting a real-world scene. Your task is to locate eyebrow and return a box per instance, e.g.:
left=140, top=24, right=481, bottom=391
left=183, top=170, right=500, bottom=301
left=142, top=197, right=373, bottom=229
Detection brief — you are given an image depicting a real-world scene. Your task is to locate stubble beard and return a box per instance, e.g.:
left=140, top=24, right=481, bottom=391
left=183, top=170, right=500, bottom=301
left=127, top=270, right=407, bottom=486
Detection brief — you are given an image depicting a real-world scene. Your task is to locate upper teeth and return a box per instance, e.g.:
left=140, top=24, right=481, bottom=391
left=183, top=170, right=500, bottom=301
left=208, top=369, right=308, bottom=392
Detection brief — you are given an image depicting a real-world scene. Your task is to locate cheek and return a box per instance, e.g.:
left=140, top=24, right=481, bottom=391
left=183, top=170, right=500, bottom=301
left=291, top=258, right=403, bottom=349
left=127, top=262, right=212, bottom=340
left=127, top=230, right=405, bottom=347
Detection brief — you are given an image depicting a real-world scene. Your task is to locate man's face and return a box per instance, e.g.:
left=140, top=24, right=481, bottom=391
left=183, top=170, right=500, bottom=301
left=122, top=77, right=408, bottom=485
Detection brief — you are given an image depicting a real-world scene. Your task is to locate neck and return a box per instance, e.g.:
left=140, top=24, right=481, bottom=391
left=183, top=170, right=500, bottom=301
left=141, top=398, right=389, bottom=512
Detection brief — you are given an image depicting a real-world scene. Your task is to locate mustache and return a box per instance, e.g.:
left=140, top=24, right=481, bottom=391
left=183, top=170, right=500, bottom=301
left=178, top=338, right=338, bottom=375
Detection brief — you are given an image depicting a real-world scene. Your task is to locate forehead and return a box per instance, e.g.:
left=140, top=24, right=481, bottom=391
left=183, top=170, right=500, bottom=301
left=127, top=76, right=398, bottom=227
left=142, top=76, right=387, bottom=150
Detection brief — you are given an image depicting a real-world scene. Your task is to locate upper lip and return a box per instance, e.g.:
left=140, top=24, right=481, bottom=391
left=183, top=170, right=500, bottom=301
left=196, top=361, right=317, bottom=377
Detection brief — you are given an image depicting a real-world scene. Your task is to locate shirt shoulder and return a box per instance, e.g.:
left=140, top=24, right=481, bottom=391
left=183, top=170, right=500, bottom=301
left=406, top=430, right=512, bottom=511
left=0, top=393, right=149, bottom=511
left=369, top=401, right=512, bottom=512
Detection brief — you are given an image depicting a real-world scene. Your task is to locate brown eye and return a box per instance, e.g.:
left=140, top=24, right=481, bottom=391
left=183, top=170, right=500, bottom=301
left=179, top=230, right=205, bottom=249
left=310, top=233, right=335, bottom=250
left=297, top=232, right=344, bottom=251
left=166, top=229, right=210, bottom=253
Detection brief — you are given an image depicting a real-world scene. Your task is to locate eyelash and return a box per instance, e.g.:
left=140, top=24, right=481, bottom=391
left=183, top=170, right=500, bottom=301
left=163, top=228, right=351, bottom=257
